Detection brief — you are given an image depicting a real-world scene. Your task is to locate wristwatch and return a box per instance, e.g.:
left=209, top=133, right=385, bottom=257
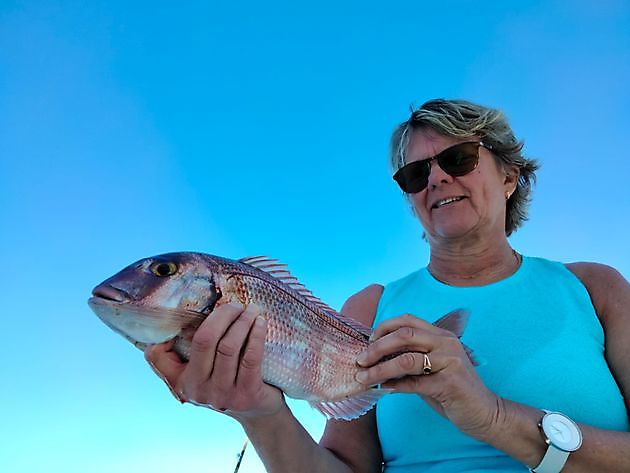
left=531, top=410, right=583, bottom=473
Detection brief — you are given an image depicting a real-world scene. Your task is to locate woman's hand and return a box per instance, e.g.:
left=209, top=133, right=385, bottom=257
left=144, top=303, right=285, bottom=421
left=355, top=313, right=503, bottom=440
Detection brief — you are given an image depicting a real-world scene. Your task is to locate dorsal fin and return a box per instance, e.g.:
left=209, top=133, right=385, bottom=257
left=238, top=256, right=339, bottom=314
left=239, top=256, right=373, bottom=338
left=239, top=255, right=270, bottom=264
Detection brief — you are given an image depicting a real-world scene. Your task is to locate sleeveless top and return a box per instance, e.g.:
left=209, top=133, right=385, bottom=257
left=373, top=256, right=629, bottom=472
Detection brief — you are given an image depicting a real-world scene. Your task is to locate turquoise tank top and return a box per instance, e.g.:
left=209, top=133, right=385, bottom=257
left=373, top=256, right=628, bottom=472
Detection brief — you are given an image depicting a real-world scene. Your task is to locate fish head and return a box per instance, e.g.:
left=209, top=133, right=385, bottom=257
left=88, top=252, right=222, bottom=346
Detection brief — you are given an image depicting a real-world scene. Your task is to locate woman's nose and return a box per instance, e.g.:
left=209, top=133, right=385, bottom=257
left=426, top=159, right=454, bottom=189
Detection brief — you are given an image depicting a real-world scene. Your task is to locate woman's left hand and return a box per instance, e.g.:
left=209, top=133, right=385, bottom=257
left=355, top=313, right=503, bottom=440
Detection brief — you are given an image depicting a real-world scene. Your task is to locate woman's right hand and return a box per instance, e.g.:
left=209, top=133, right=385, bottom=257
left=144, top=303, right=286, bottom=421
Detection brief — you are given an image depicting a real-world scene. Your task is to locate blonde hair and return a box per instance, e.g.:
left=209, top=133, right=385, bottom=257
left=390, top=99, right=539, bottom=235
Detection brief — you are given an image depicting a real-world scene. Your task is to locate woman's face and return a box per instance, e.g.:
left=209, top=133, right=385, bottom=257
left=405, top=128, right=516, bottom=242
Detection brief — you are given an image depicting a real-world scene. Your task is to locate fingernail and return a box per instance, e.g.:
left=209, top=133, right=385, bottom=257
left=248, top=303, right=261, bottom=315
left=355, top=370, right=368, bottom=383
left=228, top=302, right=244, bottom=310
left=255, top=316, right=266, bottom=327
left=356, top=352, right=367, bottom=366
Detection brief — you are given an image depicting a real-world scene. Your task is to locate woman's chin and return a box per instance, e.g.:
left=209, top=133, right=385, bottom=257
left=429, top=222, right=478, bottom=241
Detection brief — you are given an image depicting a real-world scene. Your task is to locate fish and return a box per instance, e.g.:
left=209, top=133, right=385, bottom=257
left=88, top=252, right=474, bottom=420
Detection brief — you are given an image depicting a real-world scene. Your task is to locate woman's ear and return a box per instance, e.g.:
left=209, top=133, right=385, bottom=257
left=504, top=165, right=520, bottom=198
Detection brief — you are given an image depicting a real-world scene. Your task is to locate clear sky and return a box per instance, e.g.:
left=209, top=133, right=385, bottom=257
left=1, top=1, right=628, bottom=471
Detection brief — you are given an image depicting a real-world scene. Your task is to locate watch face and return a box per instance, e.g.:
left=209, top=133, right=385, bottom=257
left=542, top=413, right=583, bottom=452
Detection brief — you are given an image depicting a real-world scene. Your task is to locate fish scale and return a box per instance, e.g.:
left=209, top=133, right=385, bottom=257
left=237, top=273, right=366, bottom=401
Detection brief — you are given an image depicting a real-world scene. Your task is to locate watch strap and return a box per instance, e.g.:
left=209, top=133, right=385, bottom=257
left=531, top=443, right=570, bottom=473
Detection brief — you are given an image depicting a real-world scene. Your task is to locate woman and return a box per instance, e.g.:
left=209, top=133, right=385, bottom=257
left=146, top=99, right=630, bottom=472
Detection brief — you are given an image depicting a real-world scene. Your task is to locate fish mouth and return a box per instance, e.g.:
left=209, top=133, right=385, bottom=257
left=91, top=284, right=132, bottom=303
left=87, top=296, right=120, bottom=310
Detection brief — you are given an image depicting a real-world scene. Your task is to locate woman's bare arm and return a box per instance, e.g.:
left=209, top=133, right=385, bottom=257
left=319, top=284, right=385, bottom=473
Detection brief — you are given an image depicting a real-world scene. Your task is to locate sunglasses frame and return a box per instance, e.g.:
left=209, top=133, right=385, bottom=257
left=393, top=141, right=492, bottom=194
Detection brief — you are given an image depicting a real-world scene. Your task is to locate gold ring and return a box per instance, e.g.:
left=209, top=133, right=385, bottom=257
left=423, top=352, right=432, bottom=375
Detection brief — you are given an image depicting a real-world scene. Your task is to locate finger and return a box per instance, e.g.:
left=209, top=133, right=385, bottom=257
left=381, top=376, right=436, bottom=397
left=357, top=325, right=435, bottom=367
left=184, top=303, right=246, bottom=383
left=381, top=377, right=447, bottom=416
left=236, top=315, right=268, bottom=390
left=371, top=313, right=442, bottom=342
left=144, top=341, right=186, bottom=400
left=355, top=351, right=442, bottom=386
left=210, top=304, right=261, bottom=388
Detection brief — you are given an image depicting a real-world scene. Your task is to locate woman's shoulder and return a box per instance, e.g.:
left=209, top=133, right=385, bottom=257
left=565, top=262, right=630, bottom=326
left=340, top=284, right=384, bottom=327
left=564, top=261, right=627, bottom=294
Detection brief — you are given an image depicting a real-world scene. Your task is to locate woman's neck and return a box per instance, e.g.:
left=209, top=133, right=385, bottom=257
left=427, top=238, right=521, bottom=287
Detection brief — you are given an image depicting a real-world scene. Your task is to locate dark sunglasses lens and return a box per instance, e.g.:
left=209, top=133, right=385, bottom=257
left=393, top=161, right=430, bottom=193
left=393, top=142, right=480, bottom=194
left=439, top=143, right=479, bottom=176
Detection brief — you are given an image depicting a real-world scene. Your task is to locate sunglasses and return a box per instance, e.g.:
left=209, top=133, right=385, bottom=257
left=393, top=141, right=490, bottom=194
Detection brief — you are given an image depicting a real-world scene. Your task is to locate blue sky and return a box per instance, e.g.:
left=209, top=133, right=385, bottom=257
left=1, top=1, right=628, bottom=471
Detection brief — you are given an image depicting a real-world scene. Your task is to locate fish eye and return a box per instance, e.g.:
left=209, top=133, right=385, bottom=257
left=151, top=262, right=178, bottom=277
